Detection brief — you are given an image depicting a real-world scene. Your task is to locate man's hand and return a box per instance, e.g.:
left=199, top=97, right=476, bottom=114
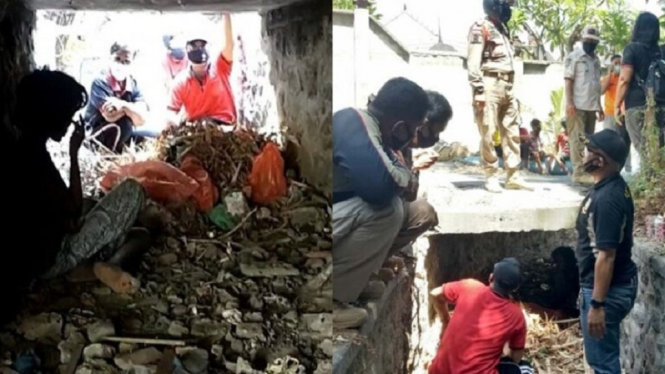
left=566, top=102, right=577, bottom=118
left=413, top=152, right=438, bottom=171
left=587, top=307, right=606, bottom=339
left=394, top=150, right=407, bottom=166
left=103, top=98, right=126, bottom=114
left=597, top=110, right=605, bottom=122
left=614, top=106, right=624, bottom=126
left=69, top=116, right=85, bottom=156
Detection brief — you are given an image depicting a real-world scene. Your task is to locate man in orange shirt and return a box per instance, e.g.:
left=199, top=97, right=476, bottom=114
left=167, top=13, right=237, bottom=130
left=602, top=54, right=632, bottom=172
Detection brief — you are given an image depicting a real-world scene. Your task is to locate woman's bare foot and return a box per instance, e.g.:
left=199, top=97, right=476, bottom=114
left=93, top=262, right=140, bottom=294
left=67, top=264, right=97, bottom=283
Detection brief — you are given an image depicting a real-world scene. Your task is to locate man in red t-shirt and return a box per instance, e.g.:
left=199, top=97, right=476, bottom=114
left=167, top=13, right=237, bottom=130
left=548, top=119, right=572, bottom=174
left=161, top=34, right=188, bottom=93
left=429, top=258, right=533, bottom=374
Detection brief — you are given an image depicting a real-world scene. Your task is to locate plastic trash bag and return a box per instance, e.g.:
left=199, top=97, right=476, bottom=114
left=101, top=160, right=199, bottom=204
left=248, top=141, right=287, bottom=205
left=180, top=155, right=219, bottom=212
left=209, top=204, right=236, bottom=230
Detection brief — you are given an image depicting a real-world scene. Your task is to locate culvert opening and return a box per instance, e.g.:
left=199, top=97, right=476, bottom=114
left=426, top=230, right=581, bottom=323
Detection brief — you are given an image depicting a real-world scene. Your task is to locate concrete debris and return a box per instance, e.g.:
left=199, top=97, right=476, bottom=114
left=1, top=128, right=332, bottom=373
left=114, top=347, right=162, bottom=370
left=17, top=313, right=63, bottom=343
left=86, top=320, right=115, bottom=343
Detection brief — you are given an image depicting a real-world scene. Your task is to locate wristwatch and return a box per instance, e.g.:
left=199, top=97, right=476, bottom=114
left=590, top=299, right=606, bottom=309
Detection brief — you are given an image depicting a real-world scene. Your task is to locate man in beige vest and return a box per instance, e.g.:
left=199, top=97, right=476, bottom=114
left=468, top=0, right=533, bottom=193
left=564, top=26, right=604, bottom=185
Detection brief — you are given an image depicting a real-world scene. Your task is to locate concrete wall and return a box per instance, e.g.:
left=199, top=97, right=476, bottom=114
left=332, top=15, right=566, bottom=152
left=332, top=10, right=409, bottom=110
left=263, top=1, right=331, bottom=195
left=622, top=242, right=665, bottom=374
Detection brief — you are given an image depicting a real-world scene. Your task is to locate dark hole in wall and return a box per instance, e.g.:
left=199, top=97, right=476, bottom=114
left=426, top=230, right=581, bottom=323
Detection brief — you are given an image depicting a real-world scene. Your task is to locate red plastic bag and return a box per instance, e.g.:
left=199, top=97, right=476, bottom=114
left=180, top=155, right=219, bottom=212
left=248, top=141, right=287, bottom=205
left=101, top=160, right=199, bottom=203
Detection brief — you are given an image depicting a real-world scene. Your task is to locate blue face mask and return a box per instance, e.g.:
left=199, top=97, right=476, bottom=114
left=170, top=48, right=185, bottom=61
left=614, top=65, right=621, bottom=74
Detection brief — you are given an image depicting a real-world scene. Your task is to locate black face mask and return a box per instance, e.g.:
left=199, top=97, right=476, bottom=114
left=415, top=125, right=440, bottom=148
left=499, top=3, right=512, bottom=23
left=187, top=49, right=209, bottom=64
left=583, top=157, right=601, bottom=173
left=171, top=48, right=185, bottom=61
left=583, top=42, right=597, bottom=55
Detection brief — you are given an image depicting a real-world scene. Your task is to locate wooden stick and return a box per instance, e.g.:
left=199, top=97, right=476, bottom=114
left=218, top=208, right=257, bottom=239
left=101, top=336, right=186, bottom=346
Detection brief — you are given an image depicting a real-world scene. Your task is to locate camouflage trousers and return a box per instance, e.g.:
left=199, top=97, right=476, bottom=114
left=42, top=179, right=146, bottom=279
left=476, top=76, right=521, bottom=174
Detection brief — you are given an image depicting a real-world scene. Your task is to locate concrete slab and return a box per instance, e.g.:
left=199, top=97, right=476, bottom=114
left=419, top=163, right=587, bottom=234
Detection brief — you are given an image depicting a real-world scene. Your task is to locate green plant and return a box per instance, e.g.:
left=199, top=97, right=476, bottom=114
left=332, top=0, right=382, bottom=20
left=629, top=93, right=665, bottom=219
left=513, top=0, right=629, bottom=60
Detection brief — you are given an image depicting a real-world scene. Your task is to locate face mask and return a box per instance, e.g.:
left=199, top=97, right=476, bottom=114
left=499, top=3, right=512, bottom=23
left=187, top=49, right=209, bottom=64
left=613, top=65, right=621, bottom=74
left=110, top=62, right=129, bottom=81
left=583, top=156, right=601, bottom=173
left=583, top=42, right=597, bottom=55
left=415, top=125, right=440, bottom=148
left=171, top=48, right=185, bottom=61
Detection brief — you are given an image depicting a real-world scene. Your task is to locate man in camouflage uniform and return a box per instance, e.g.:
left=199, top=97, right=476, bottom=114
left=468, top=0, right=532, bottom=193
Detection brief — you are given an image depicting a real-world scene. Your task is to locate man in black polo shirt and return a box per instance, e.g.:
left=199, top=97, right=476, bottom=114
left=84, top=42, right=150, bottom=153
left=576, top=129, right=637, bottom=374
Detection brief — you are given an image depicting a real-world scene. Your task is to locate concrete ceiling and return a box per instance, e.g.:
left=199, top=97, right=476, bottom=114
left=30, top=0, right=303, bottom=12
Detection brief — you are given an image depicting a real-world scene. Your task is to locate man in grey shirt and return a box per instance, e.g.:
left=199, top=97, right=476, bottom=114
left=564, top=26, right=605, bottom=185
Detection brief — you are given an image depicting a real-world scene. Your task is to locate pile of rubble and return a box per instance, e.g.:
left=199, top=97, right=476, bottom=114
left=1, top=123, right=332, bottom=374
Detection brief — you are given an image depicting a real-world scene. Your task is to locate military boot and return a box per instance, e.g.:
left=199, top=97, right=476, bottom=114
left=505, top=170, right=534, bottom=191
left=334, top=302, right=368, bottom=330
left=485, top=175, right=503, bottom=193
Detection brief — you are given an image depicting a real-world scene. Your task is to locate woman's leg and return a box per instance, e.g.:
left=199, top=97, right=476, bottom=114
left=43, top=179, right=146, bottom=279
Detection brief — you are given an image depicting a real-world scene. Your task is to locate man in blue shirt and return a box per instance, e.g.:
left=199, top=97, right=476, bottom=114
left=333, top=78, right=446, bottom=329
left=84, top=42, right=150, bottom=153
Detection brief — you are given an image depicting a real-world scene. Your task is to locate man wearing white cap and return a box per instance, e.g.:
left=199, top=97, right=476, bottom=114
left=564, top=26, right=604, bottom=186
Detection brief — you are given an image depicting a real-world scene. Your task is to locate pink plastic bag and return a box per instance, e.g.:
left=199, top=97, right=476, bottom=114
left=101, top=160, right=199, bottom=203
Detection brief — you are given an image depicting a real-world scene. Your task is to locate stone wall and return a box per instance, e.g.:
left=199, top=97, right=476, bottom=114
left=263, top=1, right=332, bottom=195
left=622, top=241, right=665, bottom=374
left=0, top=0, right=35, bottom=134
left=333, top=267, right=414, bottom=374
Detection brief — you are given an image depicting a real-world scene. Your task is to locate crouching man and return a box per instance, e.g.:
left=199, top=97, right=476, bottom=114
left=429, top=258, right=534, bottom=374
left=84, top=41, right=151, bottom=153
left=332, top=78, right=440, bottom=330
left=576, top=129, right=637, bottom=374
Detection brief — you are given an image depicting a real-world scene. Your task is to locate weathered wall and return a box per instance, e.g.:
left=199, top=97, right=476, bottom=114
left=333, top=267, right=414, bottom=374
left=263, top=1, right=331, bottom=195
left=332, top=10, right=409, bottom=109
left=0, top=0, right=35, bottom=133
left=622, top=241, right=665, bottom=374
